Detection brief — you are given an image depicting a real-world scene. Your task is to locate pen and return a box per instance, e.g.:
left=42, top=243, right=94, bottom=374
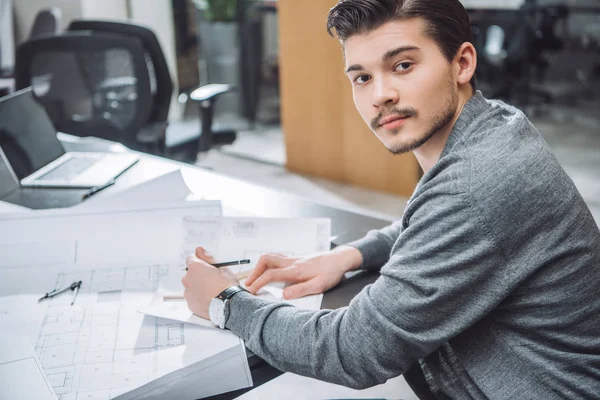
left=82, top=180, right=115, bottom=200
left=212, top=259, right=251, bottom=268
left=185, top=259, right=251, bottom=271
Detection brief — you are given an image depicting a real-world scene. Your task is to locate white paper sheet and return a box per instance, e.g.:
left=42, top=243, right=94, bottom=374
left=137, top=289, right=324, bottom=329
left=181, top=217, right=332, bottom=272
left=0, top=200, right=222, bottom=269
left=138, top=295, right=216, bottom=328
left=0, top=334, right=57, bottom=400
left=0, top=200, right=29, bottom=213
left=0, top=263, right=252, bottom=400
left=139, top=217, right=330, bottom=327
left=235, top=372, right=419, bottom=400
left=76, top=170, right=192, bottom=209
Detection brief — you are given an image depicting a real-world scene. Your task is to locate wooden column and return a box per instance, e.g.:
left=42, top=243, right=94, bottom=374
left=278, top=0, right=421, bottom=197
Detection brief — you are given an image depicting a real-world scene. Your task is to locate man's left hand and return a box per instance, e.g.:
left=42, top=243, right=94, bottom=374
left=182, top=255, right=239, bottom=319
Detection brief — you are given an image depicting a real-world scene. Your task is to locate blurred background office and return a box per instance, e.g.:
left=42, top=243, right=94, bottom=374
left=1, top=0, right=598, bottom=224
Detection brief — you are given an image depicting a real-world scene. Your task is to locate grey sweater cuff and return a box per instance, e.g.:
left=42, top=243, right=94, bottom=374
left=225, top=290, right=278, bottom=338
left=346, top=235, right=391, bottom=271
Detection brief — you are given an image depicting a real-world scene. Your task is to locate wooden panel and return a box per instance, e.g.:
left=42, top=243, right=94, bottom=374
left=278, top=0, right=420, bottom=196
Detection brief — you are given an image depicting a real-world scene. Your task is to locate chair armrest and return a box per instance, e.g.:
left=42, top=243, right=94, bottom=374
left=189, top=84, right=235, bottom=103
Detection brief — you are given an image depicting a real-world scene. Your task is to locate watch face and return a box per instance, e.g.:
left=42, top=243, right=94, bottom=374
left=209, top=298, right=226, bottom=328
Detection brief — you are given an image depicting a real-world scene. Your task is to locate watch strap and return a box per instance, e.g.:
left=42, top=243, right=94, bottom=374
left=217, top=285, right=248, bottom=301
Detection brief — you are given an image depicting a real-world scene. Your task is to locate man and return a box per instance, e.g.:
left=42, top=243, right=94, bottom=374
left=182, top=0, right=600, bottom=398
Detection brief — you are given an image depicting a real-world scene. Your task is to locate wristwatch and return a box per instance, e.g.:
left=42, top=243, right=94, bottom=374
left=209, top=285, right=248, bottom=329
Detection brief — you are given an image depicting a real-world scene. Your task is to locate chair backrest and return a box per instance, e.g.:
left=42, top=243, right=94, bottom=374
left=68, top=20, right=173, bottom=123
left=14, top=31, right=152, bottom=148
left=29, top=7, right=62, bottom=39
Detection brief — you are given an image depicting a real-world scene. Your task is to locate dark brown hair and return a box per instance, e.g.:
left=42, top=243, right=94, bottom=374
left=327, top=0, right=476, bottom=89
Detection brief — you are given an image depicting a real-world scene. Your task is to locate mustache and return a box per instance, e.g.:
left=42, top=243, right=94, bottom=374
left=370, top=107, right=417, bottom=130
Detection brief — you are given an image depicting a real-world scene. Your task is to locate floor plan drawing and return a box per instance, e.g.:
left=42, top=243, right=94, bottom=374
left=34, top=265, right=187, bottom=400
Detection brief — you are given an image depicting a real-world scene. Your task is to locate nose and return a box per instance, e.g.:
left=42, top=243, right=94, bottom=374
left=372, top=76, right=399, bottom=108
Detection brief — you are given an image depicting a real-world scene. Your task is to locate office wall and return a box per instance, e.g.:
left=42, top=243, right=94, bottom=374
left=0, top=0, right=14, bottom=69
left=278, top=0, right=421, bottom=197
left=129, top=0, right=182, bottom=120
left=81, top=0, right=128, bottom=21
left=13, top=0, right=82, bottom=43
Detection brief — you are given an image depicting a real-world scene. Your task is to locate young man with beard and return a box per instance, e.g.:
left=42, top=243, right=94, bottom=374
left=182, top=1, right=600, bottom=398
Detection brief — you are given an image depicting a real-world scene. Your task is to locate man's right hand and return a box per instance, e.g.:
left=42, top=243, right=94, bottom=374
left=193, top=245, right=363, bottom=300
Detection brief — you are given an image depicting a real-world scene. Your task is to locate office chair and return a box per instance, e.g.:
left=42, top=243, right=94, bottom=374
left=475, top=2, right=568, bottom=109
left=29, top=7, right=62, bottom=39
left=68, top=20, right=237, bottom=160
left=68, top=20, right=173, bottom=155
left=14, top=31, right=156, bottom=152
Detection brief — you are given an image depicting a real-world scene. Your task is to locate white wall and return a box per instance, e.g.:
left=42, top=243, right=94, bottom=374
left=13, top=0, right=82, bottom=43
left=80, top=0, right=128, bottom=21
left=128, top=0, right=182, bottom=120
left=1, top=0, right=14, bottom=69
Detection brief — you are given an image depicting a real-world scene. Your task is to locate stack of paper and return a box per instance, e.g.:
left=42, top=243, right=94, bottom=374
left=0, top=200, right=29, bottom=214
left=0, top=195, right=255, bottom=399
left=0, top=169, right=334, bottom=399
left=0, top=335, right=57, bottom=400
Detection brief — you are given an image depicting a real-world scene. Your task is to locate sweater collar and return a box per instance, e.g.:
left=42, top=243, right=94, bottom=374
left=441, top=91, right=489, bottom=157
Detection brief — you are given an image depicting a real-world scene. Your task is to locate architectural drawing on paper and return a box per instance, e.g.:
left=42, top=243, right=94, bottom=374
left=34, top=265, right=186, bottom=399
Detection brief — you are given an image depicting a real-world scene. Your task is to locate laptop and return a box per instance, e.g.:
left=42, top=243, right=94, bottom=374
left=0, top=88, right=138, bottom=188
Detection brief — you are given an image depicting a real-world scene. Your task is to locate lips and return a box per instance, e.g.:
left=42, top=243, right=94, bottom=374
left=379, top=115, right=410, bottom=130
left=379, top=116, right=406, bottom=126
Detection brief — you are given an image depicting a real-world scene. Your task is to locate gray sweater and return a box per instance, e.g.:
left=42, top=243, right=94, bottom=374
left=226, top=92, right=600, bottom=399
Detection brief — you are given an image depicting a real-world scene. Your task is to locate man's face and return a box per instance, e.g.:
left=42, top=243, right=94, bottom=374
left=344, top=18, right=459, bottom=155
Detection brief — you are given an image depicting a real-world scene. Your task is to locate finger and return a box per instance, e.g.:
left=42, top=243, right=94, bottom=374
left=282, top=278, right=325, bottom=300
left=246, top=254, right=294, bottom=286
left=195, top=247, right=216, bottom=263
left=248, top=267, right=303, bottom=294
left=186, top=255, right=212, bottom=270
left=181, top=275, right=189, bottom=289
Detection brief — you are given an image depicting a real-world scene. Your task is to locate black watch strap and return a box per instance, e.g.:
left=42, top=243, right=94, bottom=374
left=217, top=285, right=248, bottom=301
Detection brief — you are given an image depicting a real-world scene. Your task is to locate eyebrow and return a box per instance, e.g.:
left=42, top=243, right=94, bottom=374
left=344, top=45, right=421, bottom=74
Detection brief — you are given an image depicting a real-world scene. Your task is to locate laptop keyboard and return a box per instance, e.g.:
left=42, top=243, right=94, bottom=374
left=37, top=156, right=104, bottom=181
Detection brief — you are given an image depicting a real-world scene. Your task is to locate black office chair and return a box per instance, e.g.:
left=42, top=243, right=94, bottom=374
left=68, top=20, right=237, bottom=160
left=14, top=31, right=156, bottom=152
left=67, top=20, right=175, bottom=155
left=474, top=2, right=568, bottom=110
left=29, top=8, right=62, bottom=39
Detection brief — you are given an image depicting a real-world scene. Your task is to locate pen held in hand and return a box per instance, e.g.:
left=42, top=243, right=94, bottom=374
left=212, top=259, right=251, bottom=268
left=185, top=259, right=251, bottom=271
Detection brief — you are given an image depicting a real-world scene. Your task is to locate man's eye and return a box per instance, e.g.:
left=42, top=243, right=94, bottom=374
left=354, top=75, right=371, bottom=84
left=394, top=62, right=413, bottom=72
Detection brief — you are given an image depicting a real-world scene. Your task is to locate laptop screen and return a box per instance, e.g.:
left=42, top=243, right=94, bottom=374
left=0, top=88, right=65, bottom=180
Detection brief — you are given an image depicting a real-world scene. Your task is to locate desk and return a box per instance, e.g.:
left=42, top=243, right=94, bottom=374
left=2, top=134, right=392, bottom=399
left=3, top=134, right=393, bottom=244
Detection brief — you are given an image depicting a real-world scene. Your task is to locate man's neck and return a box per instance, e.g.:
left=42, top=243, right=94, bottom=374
left=413, top=88, right=473, bottom=173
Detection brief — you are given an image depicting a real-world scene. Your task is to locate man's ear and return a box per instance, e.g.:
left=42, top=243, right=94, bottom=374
left=455, top=42, right=477, bottom=85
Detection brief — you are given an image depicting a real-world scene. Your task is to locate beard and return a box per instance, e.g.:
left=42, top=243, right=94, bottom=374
left=372, top=79, right=459, bottom=156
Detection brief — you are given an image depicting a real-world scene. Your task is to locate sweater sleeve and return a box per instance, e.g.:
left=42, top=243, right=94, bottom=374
left=225, top=191, right=521, bottom=389
left=345, top=219, right=404, bottom=271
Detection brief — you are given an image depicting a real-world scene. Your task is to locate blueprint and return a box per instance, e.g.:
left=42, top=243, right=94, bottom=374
left=0, top=263, right=251, bottom=400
